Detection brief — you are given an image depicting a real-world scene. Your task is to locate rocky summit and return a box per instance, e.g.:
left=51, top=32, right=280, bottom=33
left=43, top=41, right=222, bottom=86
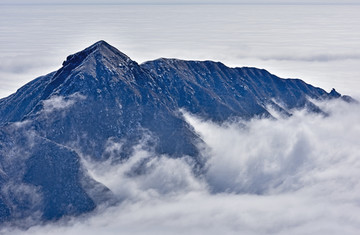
left=0, top=40, right=352, bottom=224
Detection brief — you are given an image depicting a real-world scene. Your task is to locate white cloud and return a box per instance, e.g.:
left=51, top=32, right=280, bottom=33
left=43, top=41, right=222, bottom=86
left=82, top=138, right=205, bottom=202
left=42, top=93, right=86, bottom=114
left=184, top=100, right=360, bottom=196
left=4, top=99, right=360, bottom=235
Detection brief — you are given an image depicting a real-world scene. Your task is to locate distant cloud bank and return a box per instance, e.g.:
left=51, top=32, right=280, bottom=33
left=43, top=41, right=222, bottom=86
left=1, top=0, right=360, bottom=5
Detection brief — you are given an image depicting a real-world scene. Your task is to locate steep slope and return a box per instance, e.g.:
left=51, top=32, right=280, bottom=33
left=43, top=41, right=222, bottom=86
left=0, top=123, right=111, bottom=223
left=0, top=41, right=200, bottom=160
left=0, top=41, right=352, bottom=223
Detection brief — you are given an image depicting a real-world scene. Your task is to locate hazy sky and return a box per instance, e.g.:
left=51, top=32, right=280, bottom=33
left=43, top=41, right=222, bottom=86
left=1, top=0, right=360, bottom=4
left=1, top=4, right=359, bottom=99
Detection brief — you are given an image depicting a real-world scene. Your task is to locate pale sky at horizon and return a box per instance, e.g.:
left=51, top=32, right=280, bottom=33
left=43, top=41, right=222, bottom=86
left=1, top=3, right=359, bottom=99
left=1, top=0, right=360, bottom=4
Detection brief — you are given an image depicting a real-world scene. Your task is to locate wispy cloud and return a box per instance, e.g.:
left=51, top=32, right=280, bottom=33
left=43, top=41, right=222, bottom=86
left=41, top=93, right=86, bottom=114
left=240, top=53, right=360, bottom=62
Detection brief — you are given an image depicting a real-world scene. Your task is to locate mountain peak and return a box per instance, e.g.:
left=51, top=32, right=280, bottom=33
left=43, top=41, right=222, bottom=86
left=91, top=40, right=111, bottom=48
left=62, top=40, right=131, bottom=69
left=84, top=40, right=120, bottom=54
left=329, top=88, right=341, bottom=98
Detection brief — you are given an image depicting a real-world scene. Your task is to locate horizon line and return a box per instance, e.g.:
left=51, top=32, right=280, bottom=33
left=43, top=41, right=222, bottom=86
left=1, top=2, right=360, bottom=6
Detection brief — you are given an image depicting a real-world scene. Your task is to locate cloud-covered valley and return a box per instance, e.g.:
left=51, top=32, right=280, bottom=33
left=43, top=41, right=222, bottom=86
left=3, top=99, right=360, bottom=235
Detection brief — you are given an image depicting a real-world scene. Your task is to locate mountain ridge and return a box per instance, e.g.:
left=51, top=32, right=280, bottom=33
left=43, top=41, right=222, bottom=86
left=0, top=41, right=349, bottom=125
left=0, top=40, right=354, bottom=224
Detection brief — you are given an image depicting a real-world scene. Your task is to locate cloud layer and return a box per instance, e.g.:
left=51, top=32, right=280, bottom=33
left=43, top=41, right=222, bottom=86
left=1, top=0, right=360, bottom=5
left=3, top=99, right=360, bottom=235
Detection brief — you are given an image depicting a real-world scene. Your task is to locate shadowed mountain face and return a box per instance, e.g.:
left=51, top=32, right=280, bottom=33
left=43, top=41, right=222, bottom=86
left=0, top=41, right=351, bottom=223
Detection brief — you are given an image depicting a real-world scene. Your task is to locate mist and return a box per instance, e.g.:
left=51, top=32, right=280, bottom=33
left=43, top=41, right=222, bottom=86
left=3, top=99, right=359, bottom=235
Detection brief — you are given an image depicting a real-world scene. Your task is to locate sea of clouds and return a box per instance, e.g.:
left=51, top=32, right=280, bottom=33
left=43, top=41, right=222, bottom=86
left=2, top=99, right=359, bottom=235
